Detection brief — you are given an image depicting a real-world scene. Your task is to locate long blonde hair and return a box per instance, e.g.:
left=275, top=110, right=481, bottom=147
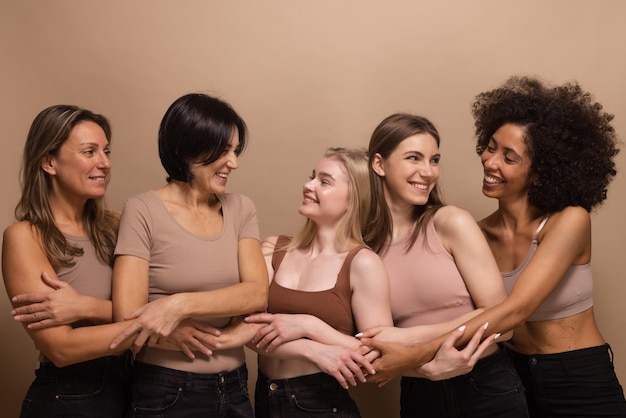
left=290, top=147, right=371, bottom=252
left=15, top=105, right=118, bottom=267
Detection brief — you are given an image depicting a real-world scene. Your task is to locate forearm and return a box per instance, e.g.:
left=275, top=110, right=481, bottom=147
left=174, top=282, right=268, bottom=319
left=252, top=338, right=322, bottom=362
left=300, top=316, right=361, bottom=349
left=404, top=309, right=485, bottom=346
left=83, top=297, right=113, bottom=324
left=34, top=321, right=134, bottom=368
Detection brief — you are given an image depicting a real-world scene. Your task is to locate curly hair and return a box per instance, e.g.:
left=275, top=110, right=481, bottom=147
left=472, top=76, right=619, bottom=212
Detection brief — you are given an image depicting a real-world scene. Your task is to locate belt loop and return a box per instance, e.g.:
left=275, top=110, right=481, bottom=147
left=607, top=344, right=614, bottom=363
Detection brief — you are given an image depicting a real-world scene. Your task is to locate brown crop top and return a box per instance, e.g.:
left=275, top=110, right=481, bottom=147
left=502, top=215, right=593, bottom=321
left=267, top=236, right=365, bottom=336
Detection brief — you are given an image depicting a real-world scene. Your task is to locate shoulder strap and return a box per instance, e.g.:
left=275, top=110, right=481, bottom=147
left=271, top=235, right=291, bottom=272
left=336, top=245, right=369, bottom=290
left=533, top=215, right=550, bottom=240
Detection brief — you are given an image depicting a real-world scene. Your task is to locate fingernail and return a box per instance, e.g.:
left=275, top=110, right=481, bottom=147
left=493, top=333, right=501, bottom=340
left=354, top=332, right=363, bottom=338
left=483, top=322, right=489, bottom=330
left=458, top=325, right=466, bottom=332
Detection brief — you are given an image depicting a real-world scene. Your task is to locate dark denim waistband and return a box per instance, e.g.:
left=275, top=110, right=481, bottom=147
left=38, top=350, right=133, bottom=377
left=133, top=361, right=248, bottom=391
left=257, top=371, right=340, bottom=395
left=506, top=343, right=612, bottom=363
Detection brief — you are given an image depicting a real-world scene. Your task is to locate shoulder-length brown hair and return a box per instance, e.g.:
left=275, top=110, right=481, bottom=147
left=15, top=105, right=118, bottom=267
left=364, top=113, right=445, bottom=254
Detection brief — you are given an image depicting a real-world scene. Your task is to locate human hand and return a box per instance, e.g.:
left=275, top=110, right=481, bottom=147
left=12, top=272, right=85, bottom=329
left=311, top=344, right=375, bottom=390
left=358, top=344, right=381, bottom=363
left=417, top=323, right=500, bottom=381
left=358, top=337, right=419, bottom=387
left=165, top=319, right=222, bottom=359
left=357, top=326, right=406, bottom=344
left=110, top=295, right=186, bottom=351
left=220, top=315, right=264, bottom=349
left=245, top=313, right=309, bottom=351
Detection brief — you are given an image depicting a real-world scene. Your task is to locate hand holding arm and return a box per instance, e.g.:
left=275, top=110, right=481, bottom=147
left=245, top=312, right=363, bottom=351
left=12, top=271, right=112, bottom=329
left=161, top=318, right=222, bottom=359
left=411, top=324, right=499, bottom=381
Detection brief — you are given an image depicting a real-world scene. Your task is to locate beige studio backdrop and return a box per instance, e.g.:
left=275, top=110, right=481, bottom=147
left=1, top=1, right=625, bottom=417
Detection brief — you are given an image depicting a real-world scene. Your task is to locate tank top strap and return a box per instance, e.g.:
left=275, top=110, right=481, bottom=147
left=533, top=215, right=551, bottom=241
left=335, top=245, right=368, bottom=291
left=271, top=235, right=292, bottom=271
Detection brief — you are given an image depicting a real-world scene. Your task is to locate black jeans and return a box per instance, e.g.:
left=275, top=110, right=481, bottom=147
left=255, top=371, right=360, bottom=418
left=400, top=347, right=529, bottom=418
left=508, top=344, right=626, bottom=417
left=20, top=352, right=132, bottom=418
left=130, top=361, right=253, bottom=417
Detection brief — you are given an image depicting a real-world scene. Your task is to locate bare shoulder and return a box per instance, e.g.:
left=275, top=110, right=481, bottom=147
left=350, top=247, right=385, bottom=274
left=261, top=235, right=279, bottom=248
left=260, top=235, right=280, bottom=256
left=543, top=206, right=590, bottom=236
left=3, top=221, right=38, bottom=243
left=433, top=205, right=479, bottom=236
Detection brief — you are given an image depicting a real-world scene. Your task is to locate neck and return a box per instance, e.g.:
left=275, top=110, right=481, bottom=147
left=309, top=223, right=349, bottom=255
left=495, top=198, right=545, bottom=231
left=161, top=181, right=219, bottom=208
left=387, top=200, right=415, bottom=242
left=48, top=194, right=88, bottom=235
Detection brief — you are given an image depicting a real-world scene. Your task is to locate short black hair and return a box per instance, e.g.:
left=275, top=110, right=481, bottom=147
left=158, top=93, right=247, bottom=183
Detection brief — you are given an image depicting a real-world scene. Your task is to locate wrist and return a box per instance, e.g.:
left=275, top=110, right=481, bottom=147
left=170, top=293, right=191, bottom=320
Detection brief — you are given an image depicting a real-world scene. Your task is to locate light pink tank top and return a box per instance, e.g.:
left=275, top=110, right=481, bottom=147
left=382, top=220, right=475, bottom=328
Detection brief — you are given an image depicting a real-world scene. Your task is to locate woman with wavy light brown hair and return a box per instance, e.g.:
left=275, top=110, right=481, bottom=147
left=3, top=105, right=134, bottom=417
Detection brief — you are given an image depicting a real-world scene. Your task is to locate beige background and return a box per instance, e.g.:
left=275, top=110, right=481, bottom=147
left=2, top=1, right=625, bottom=416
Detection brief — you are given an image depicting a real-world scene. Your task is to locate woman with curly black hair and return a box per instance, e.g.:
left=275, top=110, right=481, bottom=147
left=363, top=76, right=626, bottom=417
left=471, top=76, right=626, bottom=417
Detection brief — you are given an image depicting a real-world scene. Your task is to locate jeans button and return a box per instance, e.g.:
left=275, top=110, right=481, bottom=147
left=269, top=383, right=278, bottom=391
left=530, top=357, right=538, bottom=365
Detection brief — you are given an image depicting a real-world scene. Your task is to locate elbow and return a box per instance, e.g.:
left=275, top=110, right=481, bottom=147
left=41, top=348, right=76, bottom=368
left=37, top=339, right=82, bottom=368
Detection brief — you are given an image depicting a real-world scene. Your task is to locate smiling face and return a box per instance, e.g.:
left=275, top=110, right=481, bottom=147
left=373, top=133, right=440, bottom=212
left=480, top=123, right=534, bottom=202
left=298, top=156, right=350, bottom=226
left=42, top=121, right=112, bottom=202
left=189, top=129, right=240, bottom=196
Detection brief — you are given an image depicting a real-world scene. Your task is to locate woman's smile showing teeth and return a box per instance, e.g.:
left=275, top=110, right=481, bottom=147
left=484, top=174, right=503, bottom=184
left=410, top=182, right=428, bottom=190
